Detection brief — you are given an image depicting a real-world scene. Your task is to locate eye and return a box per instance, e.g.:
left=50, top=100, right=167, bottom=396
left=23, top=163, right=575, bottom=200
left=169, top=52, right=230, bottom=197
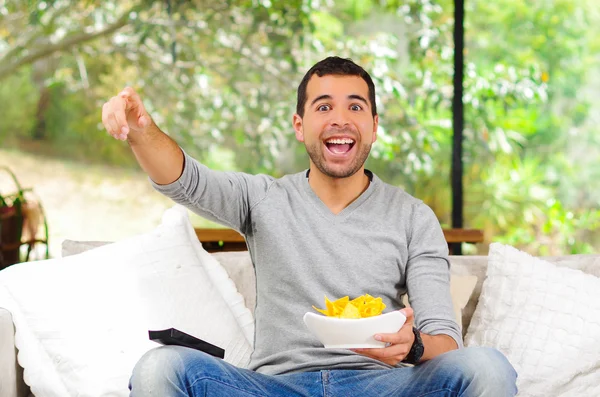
left=317, top=104, right=331, bottom=112
left=350, top=104, right=363, bottom=111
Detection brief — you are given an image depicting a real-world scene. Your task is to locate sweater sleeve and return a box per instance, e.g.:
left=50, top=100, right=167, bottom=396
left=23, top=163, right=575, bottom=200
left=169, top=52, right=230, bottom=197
left=405, top=203, right=463, bottom=348
left=149, top=149, right=274, bottom=235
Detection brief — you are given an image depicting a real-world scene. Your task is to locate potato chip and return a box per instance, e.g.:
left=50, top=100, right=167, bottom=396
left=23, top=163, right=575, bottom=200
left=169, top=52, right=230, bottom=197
left=312, top=294, right=386, bottom=318
left=340, top=303, right=361, bottom=318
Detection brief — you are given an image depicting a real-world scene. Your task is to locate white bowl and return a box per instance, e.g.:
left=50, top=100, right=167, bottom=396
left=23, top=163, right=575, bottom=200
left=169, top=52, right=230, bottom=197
left=303, top=311, right=406, bottom=349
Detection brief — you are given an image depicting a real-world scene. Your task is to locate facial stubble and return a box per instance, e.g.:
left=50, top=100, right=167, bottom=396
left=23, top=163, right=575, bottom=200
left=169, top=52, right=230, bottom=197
left=304, top=139, right=372, bottom=179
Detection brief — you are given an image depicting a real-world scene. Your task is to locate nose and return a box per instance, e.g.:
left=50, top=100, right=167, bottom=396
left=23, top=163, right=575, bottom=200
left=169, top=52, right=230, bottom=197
left=329, top=107, right=350, bottom=128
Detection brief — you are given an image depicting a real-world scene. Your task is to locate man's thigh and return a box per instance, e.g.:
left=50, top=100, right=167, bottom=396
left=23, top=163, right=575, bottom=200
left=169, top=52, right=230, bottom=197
left=130, top=346, right=324, bottom=397
left=326, top=347, right=517, bottom=397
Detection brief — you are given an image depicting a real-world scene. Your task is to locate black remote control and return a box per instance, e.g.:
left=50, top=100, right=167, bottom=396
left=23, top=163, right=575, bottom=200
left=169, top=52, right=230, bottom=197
left=148, top=328, right=225, bottom=359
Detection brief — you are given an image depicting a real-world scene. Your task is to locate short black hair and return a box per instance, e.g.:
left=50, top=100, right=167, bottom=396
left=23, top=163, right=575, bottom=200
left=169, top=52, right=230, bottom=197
left=296, top=56, right=377, bottom=118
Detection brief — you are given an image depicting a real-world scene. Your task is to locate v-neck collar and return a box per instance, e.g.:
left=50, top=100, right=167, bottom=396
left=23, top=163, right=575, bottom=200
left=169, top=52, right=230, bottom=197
left=301, top=169, right=377, bottom=221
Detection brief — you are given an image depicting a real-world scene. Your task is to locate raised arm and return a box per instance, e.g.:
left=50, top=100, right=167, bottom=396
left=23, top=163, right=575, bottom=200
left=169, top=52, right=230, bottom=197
left=101, top=86, right=184, bottom=185
left=101, top=86, right=274, bottom=233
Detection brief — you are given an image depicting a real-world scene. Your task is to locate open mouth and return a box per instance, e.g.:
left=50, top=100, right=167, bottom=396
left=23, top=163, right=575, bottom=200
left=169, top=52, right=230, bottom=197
left=324, top=138, right=356, bottom=155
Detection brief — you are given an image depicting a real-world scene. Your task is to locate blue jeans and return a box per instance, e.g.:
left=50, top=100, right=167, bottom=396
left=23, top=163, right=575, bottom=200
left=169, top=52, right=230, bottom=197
left=129, top=346, right=517, bottom=396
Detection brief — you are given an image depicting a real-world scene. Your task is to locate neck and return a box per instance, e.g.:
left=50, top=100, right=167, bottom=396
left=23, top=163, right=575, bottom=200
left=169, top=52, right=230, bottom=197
left=308, top=166, right=370, bottom=215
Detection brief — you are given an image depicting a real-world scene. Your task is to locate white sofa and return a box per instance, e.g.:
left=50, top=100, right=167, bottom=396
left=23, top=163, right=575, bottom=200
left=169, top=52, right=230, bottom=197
left=1, top=209, right=599, bottom=396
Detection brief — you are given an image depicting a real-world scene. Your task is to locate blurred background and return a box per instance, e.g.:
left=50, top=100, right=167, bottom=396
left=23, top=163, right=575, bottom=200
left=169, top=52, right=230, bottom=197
left=1, top=0, right=599, bottom=261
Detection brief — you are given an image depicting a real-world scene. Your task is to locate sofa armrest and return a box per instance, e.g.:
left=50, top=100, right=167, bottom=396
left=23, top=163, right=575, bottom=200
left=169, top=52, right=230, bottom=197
left=0, top=307, right=30, bottom=397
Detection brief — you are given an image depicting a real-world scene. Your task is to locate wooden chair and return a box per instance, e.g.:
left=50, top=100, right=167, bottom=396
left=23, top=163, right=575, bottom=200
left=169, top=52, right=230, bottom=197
left=194, top=228, right=484, bottom=255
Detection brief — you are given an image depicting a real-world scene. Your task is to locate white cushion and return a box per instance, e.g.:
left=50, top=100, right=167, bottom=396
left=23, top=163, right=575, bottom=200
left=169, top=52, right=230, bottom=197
left=465, top=243, right=600, bottom=397
left=212, top=251, right=257, bottom=316
left=0, top=205, right=254, bottom=397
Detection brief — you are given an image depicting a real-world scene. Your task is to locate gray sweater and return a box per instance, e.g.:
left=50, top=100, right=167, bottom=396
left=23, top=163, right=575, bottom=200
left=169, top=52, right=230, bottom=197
left=151, top=150, right=462, bottom=375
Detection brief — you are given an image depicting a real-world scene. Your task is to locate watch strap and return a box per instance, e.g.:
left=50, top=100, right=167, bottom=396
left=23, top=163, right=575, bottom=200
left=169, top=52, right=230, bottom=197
left=402, top=327, right=424, bottom=364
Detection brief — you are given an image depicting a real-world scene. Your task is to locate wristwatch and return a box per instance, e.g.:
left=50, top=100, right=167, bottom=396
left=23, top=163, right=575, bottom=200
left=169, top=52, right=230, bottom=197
left=403, top=327, right=424, bottom=364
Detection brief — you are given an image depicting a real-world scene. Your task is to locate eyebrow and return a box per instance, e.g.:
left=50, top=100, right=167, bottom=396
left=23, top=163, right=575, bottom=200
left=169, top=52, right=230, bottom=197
left=348, top=94, right=369, bottom=107
left=310, top=94, right=369, bottom=108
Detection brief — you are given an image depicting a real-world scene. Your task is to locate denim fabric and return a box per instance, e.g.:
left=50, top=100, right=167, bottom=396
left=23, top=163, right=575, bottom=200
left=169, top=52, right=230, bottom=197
left=130, top=346, right=517, bottom=397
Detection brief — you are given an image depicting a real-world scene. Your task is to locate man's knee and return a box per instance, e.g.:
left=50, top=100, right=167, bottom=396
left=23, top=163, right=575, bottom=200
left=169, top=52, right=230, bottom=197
left=133, top=345, right=186, bottom=377
left=439, top=347, right=517, bottom=396
left=129, top=345, right=215, bottom=394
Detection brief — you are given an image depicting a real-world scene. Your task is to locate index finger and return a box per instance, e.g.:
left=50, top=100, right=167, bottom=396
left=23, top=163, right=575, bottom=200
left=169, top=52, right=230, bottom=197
left=120, top=87, right=147, bottom=128
left=373, top=325, right=413, bottom=345
left=111, top=96, right=129, bottom=135
left=118, top=86, right=135, bottom=99
left=118, top=86, right=143, bottom=112
left=351, top=342, right=407, bottom=359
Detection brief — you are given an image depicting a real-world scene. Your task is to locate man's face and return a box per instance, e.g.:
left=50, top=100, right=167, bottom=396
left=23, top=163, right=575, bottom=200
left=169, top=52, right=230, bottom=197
left=293, top=74, right=378, bottom=179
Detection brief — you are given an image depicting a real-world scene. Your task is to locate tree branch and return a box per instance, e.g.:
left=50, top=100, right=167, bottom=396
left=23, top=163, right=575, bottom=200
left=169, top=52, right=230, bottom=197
left=1, top=5, right=72, bottom=67
left=0, top=6, right=138, bottom=80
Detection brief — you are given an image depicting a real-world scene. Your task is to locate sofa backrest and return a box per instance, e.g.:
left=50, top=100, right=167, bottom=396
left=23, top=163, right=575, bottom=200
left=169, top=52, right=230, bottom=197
left=212, top=251, right=600, bottom=336
left=62, top=240, right=600, bottom=337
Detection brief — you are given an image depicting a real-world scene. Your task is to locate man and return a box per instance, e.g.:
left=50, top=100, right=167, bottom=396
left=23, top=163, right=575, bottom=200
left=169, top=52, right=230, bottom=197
left=102, top=56, right=517, bottom=396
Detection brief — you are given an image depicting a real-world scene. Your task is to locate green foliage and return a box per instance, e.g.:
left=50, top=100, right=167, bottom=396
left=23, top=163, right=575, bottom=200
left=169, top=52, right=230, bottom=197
left=43, top=83, right=138, bottom=166
left=0, top=0, right=599, bottom=254
left=498, top=199, right=600, bottom=255
left=0, top=67, right=39, bottom=145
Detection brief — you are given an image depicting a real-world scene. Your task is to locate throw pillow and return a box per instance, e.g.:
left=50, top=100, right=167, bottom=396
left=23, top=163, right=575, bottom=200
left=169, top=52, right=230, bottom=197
left=61, top=240, right=110, bottom=257
left=212, top=251, right=257, bottom=317
left=402, top=275, right=478, bottom=329
left=465, top=243, right=600, bottom=397
left=0, top=205, right=254, bottom=397
left=63, top=242, right=259, bottom=325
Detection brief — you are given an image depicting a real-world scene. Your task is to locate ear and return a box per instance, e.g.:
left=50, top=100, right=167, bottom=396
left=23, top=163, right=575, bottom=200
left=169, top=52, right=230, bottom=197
left=293, top=113, right=304, bottom=142
left=371, top=114, right=379, bottom=143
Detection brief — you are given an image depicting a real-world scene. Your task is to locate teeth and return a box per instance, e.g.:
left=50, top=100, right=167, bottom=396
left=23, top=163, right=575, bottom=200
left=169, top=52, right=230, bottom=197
left=326, top=138, right=354, bottom=144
